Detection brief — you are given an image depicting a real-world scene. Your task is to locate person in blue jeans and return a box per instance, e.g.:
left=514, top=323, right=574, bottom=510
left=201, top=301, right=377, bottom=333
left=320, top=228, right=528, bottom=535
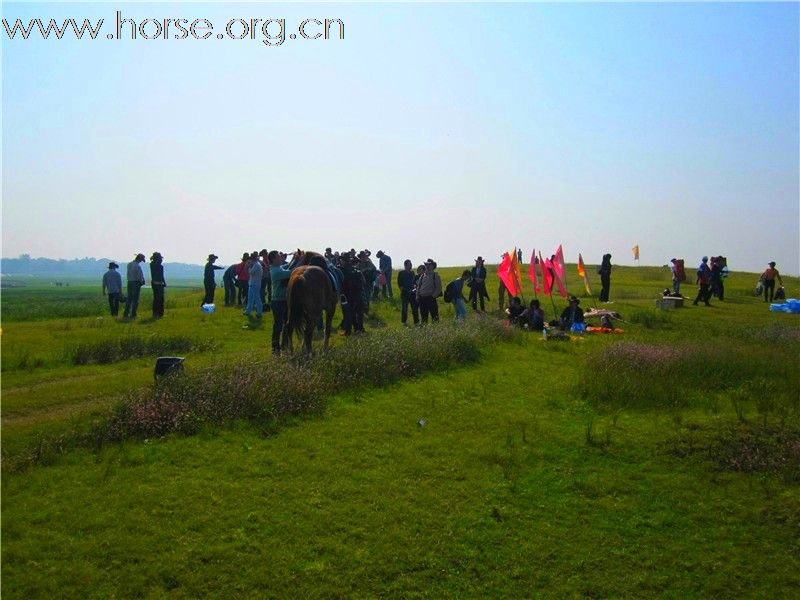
left=243, top=251, right=263, bottom=318
left=268, top=250, right=298, bottom=353
left=450, top=270, right=470, bottom=320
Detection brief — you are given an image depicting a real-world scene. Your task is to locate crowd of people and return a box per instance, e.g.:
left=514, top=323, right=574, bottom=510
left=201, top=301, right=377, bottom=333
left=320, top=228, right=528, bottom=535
left=100, top=250, right=789, bottom=350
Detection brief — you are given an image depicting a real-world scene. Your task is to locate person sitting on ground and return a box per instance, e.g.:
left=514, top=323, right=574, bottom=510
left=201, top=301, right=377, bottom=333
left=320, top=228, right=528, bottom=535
left=560, top=295, right=585, bottom=330
left=506, top=296, right=525, bottom=325
left=521, top=298, right=545, bottom=332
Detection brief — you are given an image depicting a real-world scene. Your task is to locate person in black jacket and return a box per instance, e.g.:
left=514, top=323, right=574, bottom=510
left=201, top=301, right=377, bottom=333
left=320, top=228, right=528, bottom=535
left=202, top=254, right=223, bottom=305
left=150, top=252, right=166, bottom=318
left=598, top=253, right=612, bottom=302
left=397, top=259, right=419, bottom=326
left=340, top=252, right=366, bottom=335
left=560, top=295, right=585, bottom=329
left=469, top=256, right=490, bottom=312
left=222, top=264, right=237, bottom=306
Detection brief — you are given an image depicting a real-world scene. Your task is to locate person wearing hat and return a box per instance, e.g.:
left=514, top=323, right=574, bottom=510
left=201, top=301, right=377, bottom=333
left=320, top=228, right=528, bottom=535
left=102, top=261, right=123, bottom=317
left=693, top=256, right=712, bottom=306
left=150, top=252, right=166, bottom=318
left=124, top=253, right=146, bottom=319
left=761, top=261, right=783, bottom=303
left=397, top=259, right=420, bottom=326
left=234, top=252, right=250, bottom=306
left=202, top=254, right=223, bottom=306
left=416, top=259, right=442, bottom=324
left=339, top=251, right=366, bottom=335
left=560, top=295, right=585, bottom=330
left=469, top=256, right=490, bottom=312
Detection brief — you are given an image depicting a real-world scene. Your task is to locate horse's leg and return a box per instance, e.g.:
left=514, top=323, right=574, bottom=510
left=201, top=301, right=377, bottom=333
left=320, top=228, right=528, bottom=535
left=303, top=311, right=314, bottom=355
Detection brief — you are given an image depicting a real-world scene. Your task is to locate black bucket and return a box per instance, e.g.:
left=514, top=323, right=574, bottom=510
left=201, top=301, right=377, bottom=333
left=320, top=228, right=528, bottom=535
left=154, top=356, right=185, bottom=379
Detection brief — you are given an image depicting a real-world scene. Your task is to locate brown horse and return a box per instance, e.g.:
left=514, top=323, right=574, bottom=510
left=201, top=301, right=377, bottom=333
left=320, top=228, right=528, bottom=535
left=283, top=252, right=337, bottom=354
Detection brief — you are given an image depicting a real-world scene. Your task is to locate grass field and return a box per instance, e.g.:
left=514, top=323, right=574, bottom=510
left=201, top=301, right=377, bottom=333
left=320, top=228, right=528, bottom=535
left=2, top=265, right=799, bottom=597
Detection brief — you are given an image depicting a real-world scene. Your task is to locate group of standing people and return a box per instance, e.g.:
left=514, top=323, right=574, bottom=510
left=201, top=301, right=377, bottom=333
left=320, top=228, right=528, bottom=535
left=102, top=252, right=165, bottom=319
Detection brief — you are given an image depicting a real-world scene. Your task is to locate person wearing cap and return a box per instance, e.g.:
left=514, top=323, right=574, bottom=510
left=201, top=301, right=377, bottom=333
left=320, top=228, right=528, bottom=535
left=376, top=250, right=393, bottom=299
left=397, top=259, right=419, bottom=326
left=761, top=261, right=783, bottom=303
left=124, top=253, right=146, bottom=319
left=560, top=295, right=585, bottom=330
left=234, top=252, right=250, bottom=306
left=416, top=259, right=442, bottom=324
left=469, top=256, right=489, bottom=312
left=693, top=256, right=712, bottom=306
left=150, top=252, right=166, bottom=318
left=102, top=261, right=123, bottom=317
left=243, top=251, right=264, bottom=319
left=202, top=254, right=223, bottom=305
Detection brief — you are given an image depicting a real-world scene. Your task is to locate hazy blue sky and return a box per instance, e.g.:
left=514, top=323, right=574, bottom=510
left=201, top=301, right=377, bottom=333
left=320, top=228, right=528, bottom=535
left=3, top=2, right=798, bottom=273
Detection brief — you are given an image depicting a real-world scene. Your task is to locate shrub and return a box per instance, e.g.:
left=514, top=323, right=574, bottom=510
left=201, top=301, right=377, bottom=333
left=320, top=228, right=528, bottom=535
left=71, top=335, right=216, bottom=365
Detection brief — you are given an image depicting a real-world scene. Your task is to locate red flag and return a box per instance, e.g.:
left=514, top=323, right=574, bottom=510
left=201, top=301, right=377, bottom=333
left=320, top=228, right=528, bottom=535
left=509, top=248, right=523, bottom=297
left=498, top=252, right=521, bottom=297
left=552, top=245, right=568, bottom=298
left=577, top=253, right=592, bottom=295
left=528, top=250, right=540, bottom=294
left=540, top=251, right=553, bottom=296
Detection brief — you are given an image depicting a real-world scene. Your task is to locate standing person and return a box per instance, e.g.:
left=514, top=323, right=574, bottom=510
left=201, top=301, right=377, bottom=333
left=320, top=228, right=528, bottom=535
left=340, top=252, right=366, bottom=335
left=222, top=264, right=237, bottom=306
left=258, top=250, right=271, bottom=308
left=469, top=256, right=489, bottom=312
left=123, top=253, right=146, bottom=319
left=761, top=261, right=783, bottom=303
left=324, top=247, right=334, bottom=262
left=670, top=258, right=684, bottom=295
left=202, top=254, right=223, bottom=305
left=693, top=256, right=712, bottom=306
left=102, top=261, right=122, bottom=317
left=268, top=250, right=297, bottom=353
left=358, top=251, right=378, bottom=310
left=397, top=259, right=419, bottom=326
left=376, top=250, right=393, bottom=298
left=149, top=252, right=166, bottom=318
left=416, top=259, right=442, bottom=324
left=234, top=252, right=250, bottom=306
left=710, top=256, right=725, bottom=301
left=598, top=253, right=612, bottom=302
left=447, top=270, right=470, bottom=320
left=243, top=251, right=264, bottom=318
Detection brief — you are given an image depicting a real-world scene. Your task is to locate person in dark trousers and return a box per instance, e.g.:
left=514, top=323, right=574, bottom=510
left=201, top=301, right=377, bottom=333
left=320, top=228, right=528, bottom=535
left=150, top=252, right=166, bottom=318
left=268, top=250, right=297, bottom=353
left=376, top=250, right=393, bottom=298
left=469, top=256, right=489, bottom=312
left=710, top=256, right=724, bottom=301
left=693, top=256, right=712, bottom=306
left=523, top=298, right=545, bottom=332
left=507, top=297, right=525, bottom=325
left=258, top=249, right=272, bottom=309
left=223, top=264, right=237, bottom=306
left=202, top=254, right=223, bottom=305
left=102, top=261, right=122, bottom=317
left=234, top=252, right=250, bottom=306
left=124, top=253, right=146, bottom=319
left=340, top=252, right=366, bottom=335
left=761, top=261, right=783, bottom=303
left=358, top=251, right=378, bottom=307
left=598, top=253, right=612, bottom=302
left=397, top=259, right=419, bottom=326
left=416, top=259, right=442, bottom=324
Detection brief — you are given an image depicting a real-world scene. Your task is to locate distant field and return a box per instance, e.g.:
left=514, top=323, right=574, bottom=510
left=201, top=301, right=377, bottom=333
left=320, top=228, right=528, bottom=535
left=2, top=264, right=799, bottom=597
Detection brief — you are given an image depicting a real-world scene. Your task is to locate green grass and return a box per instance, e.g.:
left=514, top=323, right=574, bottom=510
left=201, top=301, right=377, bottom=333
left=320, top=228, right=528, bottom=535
left=2, top=265, right=800, bottom=597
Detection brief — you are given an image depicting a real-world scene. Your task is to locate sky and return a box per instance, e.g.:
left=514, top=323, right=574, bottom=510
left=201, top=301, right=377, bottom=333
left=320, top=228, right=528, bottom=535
left=2, top=2, right=798, bottom=274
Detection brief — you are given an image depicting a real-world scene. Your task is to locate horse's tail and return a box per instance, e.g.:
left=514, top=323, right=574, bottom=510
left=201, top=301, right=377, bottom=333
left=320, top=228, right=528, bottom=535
left=286, top=270, right=314, bottom=343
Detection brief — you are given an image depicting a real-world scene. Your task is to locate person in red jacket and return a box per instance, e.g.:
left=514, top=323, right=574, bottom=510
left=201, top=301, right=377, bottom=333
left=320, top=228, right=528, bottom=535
left=234, top=252, right=250, bottom=306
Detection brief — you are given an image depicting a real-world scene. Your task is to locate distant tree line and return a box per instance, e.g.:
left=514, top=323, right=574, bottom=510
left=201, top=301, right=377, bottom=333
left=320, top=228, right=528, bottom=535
left=1, top=254, right=204, bottom=279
